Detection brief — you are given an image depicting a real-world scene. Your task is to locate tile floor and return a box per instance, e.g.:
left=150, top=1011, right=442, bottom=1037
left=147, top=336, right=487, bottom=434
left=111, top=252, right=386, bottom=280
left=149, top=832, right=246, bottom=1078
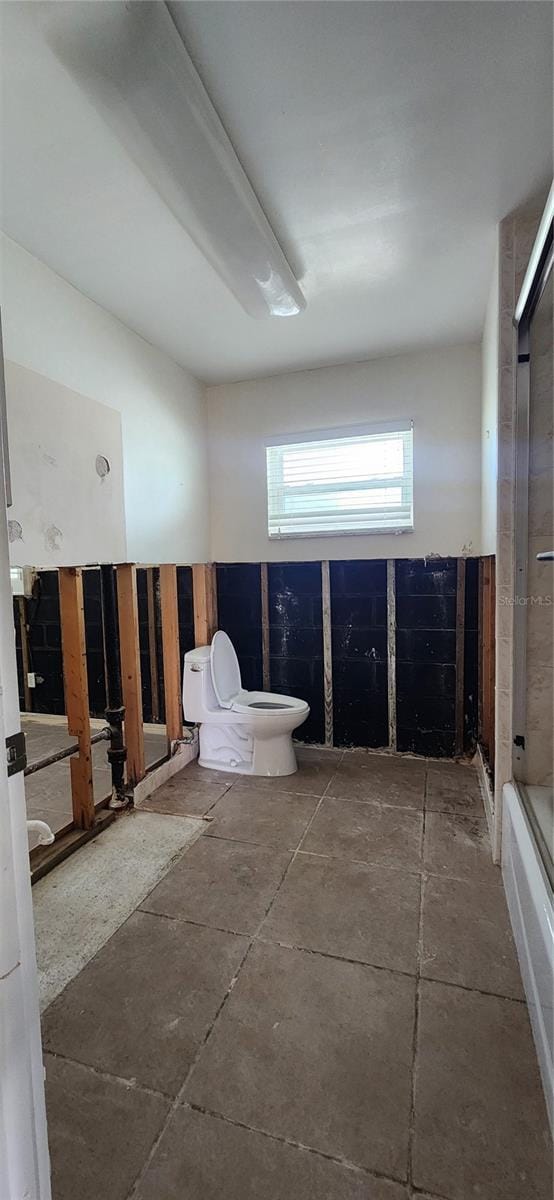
left=40, top=747, right=552, bottom=1200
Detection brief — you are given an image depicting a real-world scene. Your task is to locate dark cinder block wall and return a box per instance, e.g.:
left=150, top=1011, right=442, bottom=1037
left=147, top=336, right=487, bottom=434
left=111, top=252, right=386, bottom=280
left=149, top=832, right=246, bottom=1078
left=268, top=563, right=324, bottom=744
left=15, top=558, right=478, bottom=759
left=330, top=561, right=388, bottom=748
left=16, top=565, right=196, bottom=724
left=395, top=558, right=458, bottom=757
left=215, top=557, right=479, bottom=757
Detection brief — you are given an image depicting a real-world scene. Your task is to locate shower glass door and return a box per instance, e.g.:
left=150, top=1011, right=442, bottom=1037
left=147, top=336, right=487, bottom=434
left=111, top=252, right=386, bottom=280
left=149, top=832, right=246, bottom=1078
left=513, top=224, right=553, bottom=885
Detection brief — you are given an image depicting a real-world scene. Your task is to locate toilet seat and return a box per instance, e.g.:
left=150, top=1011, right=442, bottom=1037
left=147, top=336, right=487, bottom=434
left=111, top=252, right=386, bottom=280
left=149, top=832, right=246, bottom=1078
left=210, top=632, right=307, bottom=717
left=210, top=630, right=242, bottom=708
left=231, top=690, right=308, bottom=715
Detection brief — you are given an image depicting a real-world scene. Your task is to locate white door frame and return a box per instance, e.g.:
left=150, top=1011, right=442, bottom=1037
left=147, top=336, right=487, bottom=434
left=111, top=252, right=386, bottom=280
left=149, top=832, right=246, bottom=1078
left=0, top=313, right=51, bottom=1199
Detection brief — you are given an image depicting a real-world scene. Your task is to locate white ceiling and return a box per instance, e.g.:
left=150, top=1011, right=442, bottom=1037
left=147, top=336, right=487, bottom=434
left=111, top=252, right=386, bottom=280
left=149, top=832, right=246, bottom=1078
left=1, top=1, right=552, bottom=384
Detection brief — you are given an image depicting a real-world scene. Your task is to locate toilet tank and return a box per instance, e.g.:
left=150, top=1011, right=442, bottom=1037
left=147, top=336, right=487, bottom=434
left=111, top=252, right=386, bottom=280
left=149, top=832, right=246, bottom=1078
left=183, top=645, right=218, bottom=720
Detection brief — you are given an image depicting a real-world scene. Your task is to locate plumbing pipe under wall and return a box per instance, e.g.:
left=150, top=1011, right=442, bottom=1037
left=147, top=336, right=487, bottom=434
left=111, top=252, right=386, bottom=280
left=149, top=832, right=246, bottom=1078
left=26, top=821, right=54, bottom=846
left=100, top=564, right=131, bottom=811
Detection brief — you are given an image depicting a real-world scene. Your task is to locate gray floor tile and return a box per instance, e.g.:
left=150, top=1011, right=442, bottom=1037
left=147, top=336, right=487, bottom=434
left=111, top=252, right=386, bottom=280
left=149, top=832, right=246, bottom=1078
left=421, top=874, right=524, bottom=999
left=303, top=797, right=423, bottom=871
left=135, top=1105, right=408, bottom=1200
left=344, top=750, right=426, bottom=780
left=238, top=755, right=338, bottom=796
left=262, top=852, right=420, bottom=973
left=45, top=1053, right=169, bottom=1200
left=185, top=941, right=415, bottom=1180
left=425, top=763, right=484, bottom=818
left=42, top=910, right=248, bottom=1095
left=424, top=812, right=501, bottom=884
left=139, top=773, right=231, bottom=817
left=413, top=980, right=552, bottom=1200
left=327, top=760, right=425, bottom=809
left=141, top=836, right=291, bottom=934
left=206, top=785, right=319, bottom=850
left=295, top=745, right=344, bottom=763
left=181, top=763, right=244, bottom=786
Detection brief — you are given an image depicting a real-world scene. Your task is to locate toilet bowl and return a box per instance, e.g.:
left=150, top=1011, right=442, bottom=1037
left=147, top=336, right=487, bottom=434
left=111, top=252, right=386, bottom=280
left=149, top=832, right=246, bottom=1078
left=183, top=631, right=309, bottom=776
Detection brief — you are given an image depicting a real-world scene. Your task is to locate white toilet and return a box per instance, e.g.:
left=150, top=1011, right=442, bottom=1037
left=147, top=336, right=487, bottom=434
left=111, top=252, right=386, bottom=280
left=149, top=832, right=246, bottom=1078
left=183, top=631, right=309, bottom=776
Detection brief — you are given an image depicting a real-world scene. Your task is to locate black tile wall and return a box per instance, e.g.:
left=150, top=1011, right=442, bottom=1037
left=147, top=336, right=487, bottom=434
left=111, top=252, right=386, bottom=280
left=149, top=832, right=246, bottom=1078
left=463, top=557, right=479, bottom=752
left=216, top=564, right=263, bottom=692
left=330, top=561, right=388, bottom=748
left=136, top=568, right=166, bottom=724
left=13, top=599, right=25, bottom=711
left=83, top=569, right=106, bottom=717
left=178, top=566, right=195, bottom=726
left=395, top=558, right=458, bottom=757
left=26, top=571, right=65, bottom=715
left=137, top=568, right=153, bottom=723
left=268, top=562, right=324, bottom=744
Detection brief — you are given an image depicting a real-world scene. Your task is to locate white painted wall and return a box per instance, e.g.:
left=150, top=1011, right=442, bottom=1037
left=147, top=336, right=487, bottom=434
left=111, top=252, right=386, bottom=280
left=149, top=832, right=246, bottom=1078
left=481, top=238, right=500, bottom=556
left=207, top=344, right=482, bottom=562
left=1, top=236, right=210, bottom=564
left=5, top=361, right=126, bottom=568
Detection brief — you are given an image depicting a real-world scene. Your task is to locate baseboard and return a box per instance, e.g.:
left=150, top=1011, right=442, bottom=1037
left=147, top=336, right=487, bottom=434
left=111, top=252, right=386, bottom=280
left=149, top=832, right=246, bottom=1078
left=133, top=732, right=199, bottom=806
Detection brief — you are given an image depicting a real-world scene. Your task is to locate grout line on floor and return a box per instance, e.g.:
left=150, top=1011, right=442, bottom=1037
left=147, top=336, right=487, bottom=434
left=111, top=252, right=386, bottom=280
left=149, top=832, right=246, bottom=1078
left=181, top=1098, right=409, bottom=1189
left=126, top=768, right=343, bottom=1200
left=253, top=932, right=418, bottom=981
left=406, top=770, right=427, bottom=1190
left=125, top=805, right=312, bottom=1200
left=43, top=1048, right=174, bottom=1102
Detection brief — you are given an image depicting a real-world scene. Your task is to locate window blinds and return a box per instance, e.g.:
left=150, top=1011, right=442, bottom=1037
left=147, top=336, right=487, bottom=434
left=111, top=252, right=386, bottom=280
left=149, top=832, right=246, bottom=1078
left=266, top=423, right=413, bottom=538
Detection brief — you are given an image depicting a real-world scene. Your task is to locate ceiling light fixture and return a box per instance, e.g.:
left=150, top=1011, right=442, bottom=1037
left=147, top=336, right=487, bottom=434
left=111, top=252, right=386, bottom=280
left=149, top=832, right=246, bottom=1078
left=46, top=0, right=305, bottom=319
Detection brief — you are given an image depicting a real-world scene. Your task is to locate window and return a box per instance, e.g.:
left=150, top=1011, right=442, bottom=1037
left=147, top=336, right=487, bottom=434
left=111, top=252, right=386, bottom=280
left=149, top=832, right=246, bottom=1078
left=266, top=421, right=413, bottom=538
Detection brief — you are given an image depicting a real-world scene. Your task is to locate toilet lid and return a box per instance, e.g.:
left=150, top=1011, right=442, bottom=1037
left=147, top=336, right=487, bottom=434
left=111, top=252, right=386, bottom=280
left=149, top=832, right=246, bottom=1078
left=210, top=631, right=242, bottom=708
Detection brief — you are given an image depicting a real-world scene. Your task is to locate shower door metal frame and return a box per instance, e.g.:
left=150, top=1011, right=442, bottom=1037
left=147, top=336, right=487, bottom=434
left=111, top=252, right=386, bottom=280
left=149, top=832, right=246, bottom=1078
left=511, top=183, right=553, bottom=784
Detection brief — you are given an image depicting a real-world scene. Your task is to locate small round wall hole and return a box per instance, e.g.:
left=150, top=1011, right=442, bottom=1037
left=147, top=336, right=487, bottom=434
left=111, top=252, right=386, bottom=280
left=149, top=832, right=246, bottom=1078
left=95, top=454, right=111, bottom=479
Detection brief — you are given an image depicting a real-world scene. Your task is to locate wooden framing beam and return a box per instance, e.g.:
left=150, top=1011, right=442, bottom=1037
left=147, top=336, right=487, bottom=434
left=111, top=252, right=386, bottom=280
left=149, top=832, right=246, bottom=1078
left=159, top=564, right=183, bottom=746
left=116, top=564, right=145, bottom=786
left=59, top=567, right=95, bottom=829
left=192, top=563, right=218, bottom=647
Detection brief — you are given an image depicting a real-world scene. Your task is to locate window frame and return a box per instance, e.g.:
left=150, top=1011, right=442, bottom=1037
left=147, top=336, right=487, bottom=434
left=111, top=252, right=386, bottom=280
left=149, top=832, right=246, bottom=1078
left=265, top=420, right=414, bottom=540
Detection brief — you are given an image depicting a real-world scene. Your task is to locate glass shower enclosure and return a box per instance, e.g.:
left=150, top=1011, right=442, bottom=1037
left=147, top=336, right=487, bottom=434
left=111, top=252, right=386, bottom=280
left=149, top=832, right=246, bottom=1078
left=513, top=201, right=553, bottom=886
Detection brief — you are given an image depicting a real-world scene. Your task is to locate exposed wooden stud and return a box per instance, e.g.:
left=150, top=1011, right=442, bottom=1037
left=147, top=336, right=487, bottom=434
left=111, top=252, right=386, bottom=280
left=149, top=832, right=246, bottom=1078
left=159, top=564, right=183, bottom=747
left=192, top=563, right=218, bottom=646
left=455, top=557, right=466, bottom=757
left=481, top=555, right=496, bottom=771
left=260, top=563, right=270, bottom=691
left=116, top=564, right=145, bottom=786
left=17, top=595, right=32, bottom=712
left=321, top=561, right=333, bottom=747
left=59, top=567, right=95, bottom=830
left=386, top=559, right=397, bottom=752
left=146, top=568, right=160, bottom=722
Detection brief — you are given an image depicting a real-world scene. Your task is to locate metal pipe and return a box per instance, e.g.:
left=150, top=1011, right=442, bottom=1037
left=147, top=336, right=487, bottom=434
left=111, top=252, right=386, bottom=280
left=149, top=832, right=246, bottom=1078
left=100, top=564, right=131, bottom=810
left=24, top=728, right=110, bottom=776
